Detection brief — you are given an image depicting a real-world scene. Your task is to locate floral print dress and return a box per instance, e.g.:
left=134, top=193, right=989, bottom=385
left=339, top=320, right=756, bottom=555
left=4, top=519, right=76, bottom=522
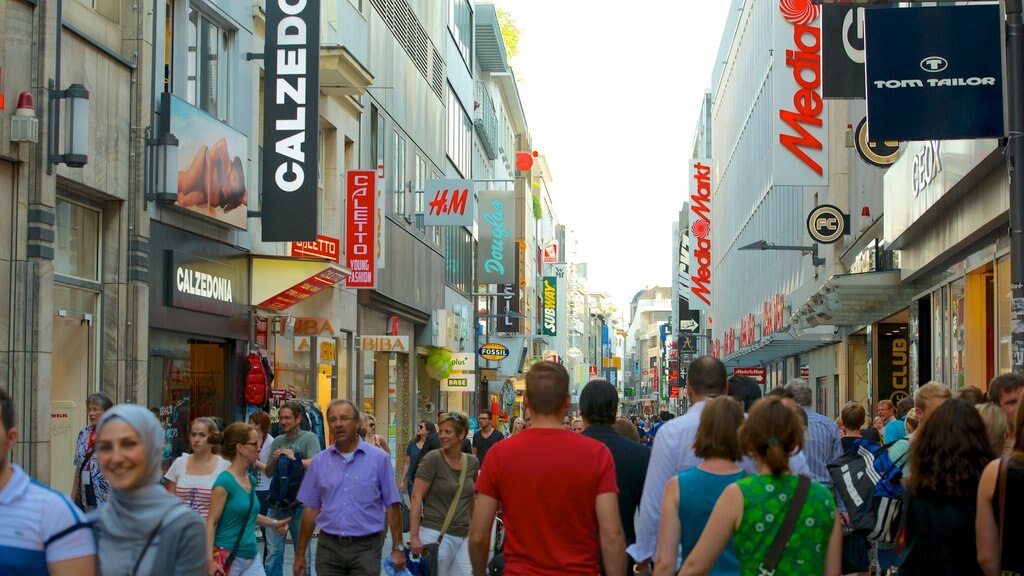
left=73, top=424, right=110, bottom=507
left=734, top=474, right=836, bottom=575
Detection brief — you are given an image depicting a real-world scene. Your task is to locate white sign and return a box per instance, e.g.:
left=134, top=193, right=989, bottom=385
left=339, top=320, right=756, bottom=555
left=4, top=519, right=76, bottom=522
left=451, top=352, right=476, bottom=373
left=441, top=374, right=476, bottom=392
left=423, top=179, right=475, bottom=226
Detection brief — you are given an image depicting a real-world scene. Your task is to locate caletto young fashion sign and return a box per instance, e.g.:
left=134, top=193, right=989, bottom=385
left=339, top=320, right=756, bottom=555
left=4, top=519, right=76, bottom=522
left=261, top=0, right=320, bottom=241
left=345, top=171, right=376, bottom=288
left=477, top=190, right=516, bottom=284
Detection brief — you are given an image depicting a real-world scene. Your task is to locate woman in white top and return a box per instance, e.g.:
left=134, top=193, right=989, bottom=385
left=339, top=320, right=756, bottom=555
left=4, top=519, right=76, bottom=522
left=165, top=417, right=230, bottom=519
left=247, top=411, right=274, bottom=516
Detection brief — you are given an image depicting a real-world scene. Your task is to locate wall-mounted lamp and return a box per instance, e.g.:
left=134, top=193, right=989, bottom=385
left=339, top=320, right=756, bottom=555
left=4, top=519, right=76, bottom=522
left=144, top=93, right=180, bottom=209
left=47, top=80, right=89, bottom=172
left=738, top=240, right=826, bottom=267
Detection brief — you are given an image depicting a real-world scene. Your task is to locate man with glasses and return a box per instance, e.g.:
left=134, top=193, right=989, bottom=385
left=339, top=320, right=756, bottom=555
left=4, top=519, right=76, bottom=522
left=471, top=409, right=504, bottom=467
left=265, top=400, right=321, bottom=576
left=295, top=399, right=406, bottom=575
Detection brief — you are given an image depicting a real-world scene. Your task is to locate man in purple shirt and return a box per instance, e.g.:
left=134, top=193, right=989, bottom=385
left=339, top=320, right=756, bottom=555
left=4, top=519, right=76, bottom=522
left=294, top=399, right=406, bottom=575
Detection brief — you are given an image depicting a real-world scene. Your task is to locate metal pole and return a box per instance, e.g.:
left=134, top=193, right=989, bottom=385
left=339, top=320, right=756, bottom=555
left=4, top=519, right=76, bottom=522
left=1007, top=0, right=1024, bottom=374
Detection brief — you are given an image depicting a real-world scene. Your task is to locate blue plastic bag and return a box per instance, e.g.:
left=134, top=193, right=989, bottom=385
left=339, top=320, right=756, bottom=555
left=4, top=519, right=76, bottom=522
left=383, top=554, right=414, bottom=576
left=404, top=548, right=431, bottom=576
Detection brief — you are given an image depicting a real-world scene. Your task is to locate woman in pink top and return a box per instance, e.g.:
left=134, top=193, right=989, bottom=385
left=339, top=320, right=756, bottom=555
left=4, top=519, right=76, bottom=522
left=164, top=417, right=230, bottom=519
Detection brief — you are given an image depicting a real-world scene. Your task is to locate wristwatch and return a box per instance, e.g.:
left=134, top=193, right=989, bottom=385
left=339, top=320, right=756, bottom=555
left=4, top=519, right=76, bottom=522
left=393, top=544, right=407, bottom=553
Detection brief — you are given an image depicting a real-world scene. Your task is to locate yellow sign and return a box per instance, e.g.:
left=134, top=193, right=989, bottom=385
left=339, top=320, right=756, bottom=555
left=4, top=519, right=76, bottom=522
left=360, top=335, right=410, bottom=352
left=318, top=338, right=336, bottom=365
left=478, top=343, right=510, bottom=361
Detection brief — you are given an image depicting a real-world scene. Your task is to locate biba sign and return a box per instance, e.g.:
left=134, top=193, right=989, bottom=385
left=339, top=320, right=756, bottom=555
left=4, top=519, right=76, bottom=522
left=775, top=0, right=828, bottom=186
left=688, top=160, right=712, bottom=311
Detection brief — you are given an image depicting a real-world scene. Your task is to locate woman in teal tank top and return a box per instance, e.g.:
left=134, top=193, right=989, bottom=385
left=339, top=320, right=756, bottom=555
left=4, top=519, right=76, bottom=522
left=680, top=396, right=841, bottom=576
left=654, top=397, right=745, bottom=576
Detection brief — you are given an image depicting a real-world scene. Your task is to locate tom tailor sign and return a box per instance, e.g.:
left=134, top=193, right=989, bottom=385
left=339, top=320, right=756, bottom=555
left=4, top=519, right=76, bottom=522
left=346, top=171, right=376, bottom=288
left=261, top=0, right=320, bottom=242
left=864, top=4, right=1005, bottom=142
left=477, top=190, right=516, bottom=284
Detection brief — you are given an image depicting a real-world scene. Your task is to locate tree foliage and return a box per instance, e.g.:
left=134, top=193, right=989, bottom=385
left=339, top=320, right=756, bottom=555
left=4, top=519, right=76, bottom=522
left=496, top=8, right=521, bottom=60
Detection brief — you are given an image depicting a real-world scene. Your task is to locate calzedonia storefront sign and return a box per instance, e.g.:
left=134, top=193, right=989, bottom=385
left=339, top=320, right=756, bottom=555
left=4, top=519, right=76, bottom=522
left=169, top=251, right=239, bottom=316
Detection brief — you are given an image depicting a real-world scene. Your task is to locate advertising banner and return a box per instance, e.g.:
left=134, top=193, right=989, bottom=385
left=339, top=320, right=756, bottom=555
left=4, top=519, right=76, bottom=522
left=773, top=1, right=829, bottom=186
left=541, top=276, right=557, bottom=336
left=261, top=0, right=320, bottom=241
left=345, top=171, right=376, bottom=288
left=865, top=4, right=1005, bottom=142
left=876, top=323, right=911, bottom=404
left=168, top=95, right=249, bottom=230
left=822, top=5, right=865, bottom=99
left=257, top=266, right=347, bottom=311
left=477, top=190, right=516, bottom=284
left=423, top=179, right=475, bottom=226
left=688, top=160, right=711, bottom=311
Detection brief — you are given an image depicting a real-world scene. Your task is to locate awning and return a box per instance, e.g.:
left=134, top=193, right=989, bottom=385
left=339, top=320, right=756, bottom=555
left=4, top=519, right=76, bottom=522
left=790, top=270, right=918, bottom=329
left=722, top=331, right=839, bottom=368
left=252, top=256, right=350, bottom=312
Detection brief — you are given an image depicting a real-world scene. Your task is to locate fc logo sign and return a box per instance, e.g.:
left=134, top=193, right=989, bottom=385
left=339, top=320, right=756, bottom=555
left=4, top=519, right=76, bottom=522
left=807, top=204, right=848, bottom=244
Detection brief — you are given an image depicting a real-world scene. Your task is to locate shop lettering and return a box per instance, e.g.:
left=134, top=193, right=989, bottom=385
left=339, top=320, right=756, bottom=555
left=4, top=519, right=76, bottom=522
left=362, top=337, right=408, bottom=351
left=428, top=188, right=469, bottom=216
left=891, top=337, right=909, bottom=400
left=270, top=0, right=314, bottom=193
left=483, top=200, right=510, bottom=275
left=176, top=267, right=233, bottom=302
left=873, top=77, right=996, bottom=89
left=273, top=317, right=335, bottom=336
left=543, top=278, right=557, bottom=334
left=779, top=20, right=825, bottom=176
left=690, top=162, right=712, bottom=307
left=912, top=141, right=942, bottom=196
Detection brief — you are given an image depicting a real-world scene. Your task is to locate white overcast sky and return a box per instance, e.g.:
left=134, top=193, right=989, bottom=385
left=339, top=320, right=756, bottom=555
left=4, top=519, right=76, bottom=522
left=493, top=1, right=734, bottom=311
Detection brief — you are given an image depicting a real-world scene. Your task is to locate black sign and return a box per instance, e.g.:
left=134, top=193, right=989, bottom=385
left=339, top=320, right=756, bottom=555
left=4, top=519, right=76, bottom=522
left=262, top=0, right=321, bottom=241
left=807, top=204, right=848, bottom=244
left=822, top=5, right=866, bottom=99
left=865, top=4, right=1005, bottom=141
left=854, top=118, right=901, bottom=168
left=497, top=248, right=521, bottom=334
left=876, top=323, right=910, bottom=405
left=168, top=251, right=240, bottom=316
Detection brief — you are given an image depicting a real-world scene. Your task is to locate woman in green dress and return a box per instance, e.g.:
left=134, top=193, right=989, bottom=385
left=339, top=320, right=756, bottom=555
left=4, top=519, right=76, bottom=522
left=680, top=396, right=841, bottom=576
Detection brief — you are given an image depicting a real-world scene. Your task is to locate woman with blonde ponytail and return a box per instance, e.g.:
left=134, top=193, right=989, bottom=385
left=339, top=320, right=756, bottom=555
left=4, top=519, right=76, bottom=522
left=681, top=396, right=841, bottom=576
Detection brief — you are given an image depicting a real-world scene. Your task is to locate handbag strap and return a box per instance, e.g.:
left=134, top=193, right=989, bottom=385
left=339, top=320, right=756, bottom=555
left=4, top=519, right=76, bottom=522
left=226, top=483, right=257, bottom=567
left=998, top=456, right=1009, bottom=550
left=761, top=475, right=811, bottom=572
left=438, top=453, right=469, bottom=542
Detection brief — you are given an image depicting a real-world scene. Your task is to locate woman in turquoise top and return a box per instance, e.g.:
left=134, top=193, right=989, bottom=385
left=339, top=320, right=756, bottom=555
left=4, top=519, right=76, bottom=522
left=654, top=397, right=745, bottom=576
left=206, top=423, right=290, bottom=576
left=680, top=396, right=841, bottom=576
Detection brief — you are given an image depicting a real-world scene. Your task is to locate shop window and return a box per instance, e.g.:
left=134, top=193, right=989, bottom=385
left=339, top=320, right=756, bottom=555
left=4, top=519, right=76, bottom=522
left=186, top=6, right=231, bottom=119
left=56, top=198, right=101, bottom=282
left=446, top=86, right=472, bottom=178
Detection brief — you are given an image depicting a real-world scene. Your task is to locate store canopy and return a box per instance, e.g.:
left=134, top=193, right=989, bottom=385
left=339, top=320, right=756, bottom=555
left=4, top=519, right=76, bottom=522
left=790, top=270, right=918, bottom=329
left=722, top=331, right=839, bottom=369
left=251, top=256, right=350, bottom=312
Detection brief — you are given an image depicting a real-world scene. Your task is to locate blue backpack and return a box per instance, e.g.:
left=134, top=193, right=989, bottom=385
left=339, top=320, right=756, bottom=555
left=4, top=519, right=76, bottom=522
left=867, top=439, right=910, bottom=543
left=268, top=452, right=304, bottom=510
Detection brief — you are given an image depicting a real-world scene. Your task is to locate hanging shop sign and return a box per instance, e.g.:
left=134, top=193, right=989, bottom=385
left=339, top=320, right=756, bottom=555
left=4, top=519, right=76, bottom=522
left=477, top=190, right=516, bottom=284
left=822, top=4, right=865, bottom=99
left=688, top=160, right=712, bottom=311
left=441, top=374, right=476, bottom=392
left=543, top=240, right=559, bottom=263
left=876, top=323, right=911, bottom=404
left=854, top=117, right=901, bottom=168
left=290, top=235, right=340, bottom=263
left=345, top=171, right=376, bottom=288
left=541, top=276, right=557, bottom=337
left=478, top=343, right=510, bottom=362
left=733, top=367, right=767, bottom=385
left=807, top=204, right=848, bottom=244
left=774, top=0, right=829, bottom=186
left=423, top=179, right=475, bottom=226
left=169, top=250, right=240, bottom=316
left=496, top=245, right=521, bottom=334
left=864, top=4, right=1005, bottom=142
left=261, top=0, right=320, bottom=241
left=257, top=266, right=347, bottom=311
left=359, top=335, right=410, bottom=352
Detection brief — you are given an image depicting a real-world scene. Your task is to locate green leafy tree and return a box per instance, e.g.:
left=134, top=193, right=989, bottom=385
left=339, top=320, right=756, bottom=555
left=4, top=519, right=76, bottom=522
left=497, top=9, right=521, bottom=60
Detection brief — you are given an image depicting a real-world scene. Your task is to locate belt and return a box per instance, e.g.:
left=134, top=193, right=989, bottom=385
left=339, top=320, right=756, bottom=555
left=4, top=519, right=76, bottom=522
left=320, top=530, right=383, bottom=544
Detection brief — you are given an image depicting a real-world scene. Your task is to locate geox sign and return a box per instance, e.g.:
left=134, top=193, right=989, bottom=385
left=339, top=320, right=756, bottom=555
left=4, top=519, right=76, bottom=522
left=261, top=0, right=321, bottom=241
left=688, top=160, right=711, bottom=312
left=865, top=4, right=1005, bottom=141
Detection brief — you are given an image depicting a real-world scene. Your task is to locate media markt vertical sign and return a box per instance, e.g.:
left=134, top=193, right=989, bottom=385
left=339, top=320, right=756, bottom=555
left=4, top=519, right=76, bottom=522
left=542, top=276, right=557, bottom=336
left=774, top=0, right=829, bottom=186
left=477, top=190, right=516, bottom=284
left=688, top=160, right=711, bottom=312
left=261, top=0, right=320, bottom=241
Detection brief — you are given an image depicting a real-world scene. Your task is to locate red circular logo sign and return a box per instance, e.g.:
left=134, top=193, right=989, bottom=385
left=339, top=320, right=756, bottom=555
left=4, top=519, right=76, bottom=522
left=691, top=218, right=710, bottom=239
left=780, top=0, right=820, bottom=25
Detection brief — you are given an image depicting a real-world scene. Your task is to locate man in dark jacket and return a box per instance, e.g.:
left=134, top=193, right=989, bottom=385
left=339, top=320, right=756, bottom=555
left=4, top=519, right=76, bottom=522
left=580, top=379, right=651, bottom=574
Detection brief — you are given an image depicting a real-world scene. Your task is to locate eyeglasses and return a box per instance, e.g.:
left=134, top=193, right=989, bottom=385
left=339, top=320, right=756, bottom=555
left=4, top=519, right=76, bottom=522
left=329, top=416, right=359, bottom=423
left=242, top=442, right=258, bottom=448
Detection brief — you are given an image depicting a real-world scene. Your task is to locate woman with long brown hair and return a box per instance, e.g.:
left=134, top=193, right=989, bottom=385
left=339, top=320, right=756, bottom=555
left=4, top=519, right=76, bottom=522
left=165, top=417, right=229, bottom=520
left=977, top=396, right=1024, bottom=575
left=900, top=398, right=989, bottom=575
left=680, top=396, right=841, bottom=576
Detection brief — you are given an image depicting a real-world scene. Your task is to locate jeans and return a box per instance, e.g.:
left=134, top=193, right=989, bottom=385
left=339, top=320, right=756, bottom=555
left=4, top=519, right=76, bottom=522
left=229, top=557, right=267, bottom=576
left=877, top=545, right=899, bottom=574
left=265, top=506, right=310, bottom=576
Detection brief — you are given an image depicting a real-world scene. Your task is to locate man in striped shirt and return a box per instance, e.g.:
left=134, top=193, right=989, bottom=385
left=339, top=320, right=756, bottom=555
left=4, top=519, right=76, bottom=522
left=0, top=387, right=96, bottom=575
left=785, top=378, right=843, bottom=489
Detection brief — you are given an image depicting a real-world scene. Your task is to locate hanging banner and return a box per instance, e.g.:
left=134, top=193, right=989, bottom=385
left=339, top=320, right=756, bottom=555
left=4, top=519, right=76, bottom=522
left=541, top=276, right=557, bottom=336
left=773, top=0, right=829, bottom=186
left=345, top=171, right=376, bottom=288
left=688, top=160, right=711, bottom=311
left=477, top=190, right=516, bottom=284
left=543, top=240, right=559, bottom=263
left=822, top=4, right=865, bottom=99
left=261, top=0, right=320, bottom=241
left=423, top=179, right=475, bottom=226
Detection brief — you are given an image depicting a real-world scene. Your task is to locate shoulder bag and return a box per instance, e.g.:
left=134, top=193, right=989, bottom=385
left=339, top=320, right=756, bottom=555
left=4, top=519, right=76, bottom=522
left=213, top=486, right=255, bottom=576
left=423, top=453, right=469, bottom=575
left=758, top=475, right=811, bottom=576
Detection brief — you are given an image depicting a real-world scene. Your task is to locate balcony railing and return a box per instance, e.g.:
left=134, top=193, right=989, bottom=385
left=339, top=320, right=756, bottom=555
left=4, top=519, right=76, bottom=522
left=474, top=81, right=499, bottom=160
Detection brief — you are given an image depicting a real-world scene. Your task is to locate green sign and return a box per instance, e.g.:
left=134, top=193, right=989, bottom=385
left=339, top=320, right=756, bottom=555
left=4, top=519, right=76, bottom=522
left=625, top=387, right=636, bottom=397
left=541, top=276, right=557, bottom=336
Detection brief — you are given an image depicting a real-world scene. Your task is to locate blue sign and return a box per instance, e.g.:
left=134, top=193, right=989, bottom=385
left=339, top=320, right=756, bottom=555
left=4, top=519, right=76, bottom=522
left=865, top=4, right=1004, bottom=141
left=469, top=417, right=479, bottom=431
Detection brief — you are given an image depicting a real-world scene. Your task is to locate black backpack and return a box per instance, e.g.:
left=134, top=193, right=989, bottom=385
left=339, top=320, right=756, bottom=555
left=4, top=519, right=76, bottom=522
left=268, top=452, right=304, bottom=510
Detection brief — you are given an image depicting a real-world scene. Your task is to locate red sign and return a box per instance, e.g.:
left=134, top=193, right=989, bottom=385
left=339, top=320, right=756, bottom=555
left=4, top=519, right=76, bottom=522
left=669, top=386, right=680, bottom=399
left=257, top=267, right=348, bottom=311
left=589, top=365, right=598, bottom=376
left=740, top=313, right=757, bottom=348
left=723, top=328, right=736, bottom=356
left=291, top=235, right=341, bottom=263
left=734, top=367, right=767, bottom=385
left=801, top=366, right=810, bottom=378
left=345, top=171, right=376, bottom=287
left=543, top=241, right=559, bottom=263
left=689, top=161, right=712, bottom=310
left=712, top=338, right=721, bottom=359
left=255, top=316, right=269, bottom=350
left=763, top=294, right=785, bottom=337
left=778, top=0, right=825, bottom=178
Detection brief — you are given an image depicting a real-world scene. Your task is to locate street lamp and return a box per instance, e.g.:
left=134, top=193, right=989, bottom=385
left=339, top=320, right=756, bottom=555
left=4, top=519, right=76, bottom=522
left=738, top=240, right=825, bottom=267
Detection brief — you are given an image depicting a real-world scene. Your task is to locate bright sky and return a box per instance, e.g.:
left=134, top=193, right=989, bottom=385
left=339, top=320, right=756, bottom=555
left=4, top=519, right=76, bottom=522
left=494, top=1, right=733, bottom=311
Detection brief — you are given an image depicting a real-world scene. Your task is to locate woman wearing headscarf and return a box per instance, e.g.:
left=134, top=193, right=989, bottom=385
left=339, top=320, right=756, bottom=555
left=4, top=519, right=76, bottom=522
left=91, top=404, right=208, bottom=576
left=73, top=391, right=113, bottom=511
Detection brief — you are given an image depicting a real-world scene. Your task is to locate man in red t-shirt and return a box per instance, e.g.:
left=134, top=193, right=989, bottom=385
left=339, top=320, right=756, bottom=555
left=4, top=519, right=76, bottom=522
left=469, top=361, right=626, bottom=576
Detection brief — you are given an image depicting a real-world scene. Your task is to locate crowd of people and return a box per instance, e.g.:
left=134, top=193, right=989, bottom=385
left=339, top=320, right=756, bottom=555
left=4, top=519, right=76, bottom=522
left=2, top=355, right=1023, bottom=575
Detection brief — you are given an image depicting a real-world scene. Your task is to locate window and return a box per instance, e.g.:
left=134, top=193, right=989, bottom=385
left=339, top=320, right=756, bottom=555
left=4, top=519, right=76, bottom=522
left=445, top=226, right=474, bottom=296
left=448, top=0, right=473, bottom=68
left=56, top=198, right=101, bottom=282
left=414, top=155, right=426, bottom=217
left=186, top=7, right=229, bottom=118
left=446, top=86, right=472, bottom=178
left=393, top=131, right=407, bottom=216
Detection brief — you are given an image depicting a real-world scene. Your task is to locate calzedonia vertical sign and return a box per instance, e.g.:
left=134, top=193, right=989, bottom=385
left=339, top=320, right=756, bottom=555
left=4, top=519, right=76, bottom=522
left=261, top=0, right=320, bottom=242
